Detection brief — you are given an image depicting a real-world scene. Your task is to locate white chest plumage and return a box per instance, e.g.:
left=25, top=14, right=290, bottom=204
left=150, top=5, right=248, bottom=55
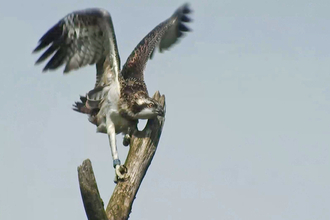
left=103, top=80, right=131, bottom=134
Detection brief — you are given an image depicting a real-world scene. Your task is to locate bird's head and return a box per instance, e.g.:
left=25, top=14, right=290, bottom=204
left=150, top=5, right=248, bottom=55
left=132, top=97, right=164, bottom=119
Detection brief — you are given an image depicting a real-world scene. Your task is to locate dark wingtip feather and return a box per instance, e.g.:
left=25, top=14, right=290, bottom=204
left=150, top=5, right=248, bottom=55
left=33, top=44, right=44, bottom=53
left=33, top=23, right=63, bottom=53
left=33, top=40, right=50, bottom=53
left=35, top=43, right=59, bottom=65
left=33, top=22, right=65, bottom=72
left=179, top=23, right=191, bottom=32
left=177, top=3, right=192, bottom=34
left=181, top=14, right=192, bottom=22
left=182, top=4, right=192, bottom=14
left=41, top=47, right=67, bottom=71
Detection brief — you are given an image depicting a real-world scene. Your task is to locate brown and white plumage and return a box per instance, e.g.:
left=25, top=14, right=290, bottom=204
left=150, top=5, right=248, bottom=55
left=121, top=4, right=191, bottom=81
left=33, top=4, right=192, bottom=181
left=33, top=8, right=121, bottom=88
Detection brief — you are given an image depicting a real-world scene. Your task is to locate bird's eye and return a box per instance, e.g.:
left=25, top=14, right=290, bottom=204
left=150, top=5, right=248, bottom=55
left=148, top=103, right=153, bottom=108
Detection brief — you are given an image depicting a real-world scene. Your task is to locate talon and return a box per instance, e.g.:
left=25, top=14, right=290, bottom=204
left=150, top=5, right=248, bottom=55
left=114, top=165, right=128, bottom=183
left=123, top=134, right=131, bottom=146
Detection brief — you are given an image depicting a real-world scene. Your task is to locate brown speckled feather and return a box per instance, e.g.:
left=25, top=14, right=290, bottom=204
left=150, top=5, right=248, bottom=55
left=119, top=77, right=149, bottom=114
left=121, top=3, right=192, bottom=81
left=33, top=8, right=121, bottom=88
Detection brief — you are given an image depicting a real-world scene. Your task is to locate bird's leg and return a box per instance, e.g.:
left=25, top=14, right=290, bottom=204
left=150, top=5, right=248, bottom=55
left=123, top=134, right=130, bottom=147
left=106, top=116, right=127, bottom=183
left=123, top=124, right=138, bottom=146
left=123, top=126, right=133, bottom=147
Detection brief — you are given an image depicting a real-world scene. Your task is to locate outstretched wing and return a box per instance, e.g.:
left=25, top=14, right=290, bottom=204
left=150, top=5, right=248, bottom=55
left=33, top=8, right=121, bottom=88
left=121, top=3, right=192, bottom=81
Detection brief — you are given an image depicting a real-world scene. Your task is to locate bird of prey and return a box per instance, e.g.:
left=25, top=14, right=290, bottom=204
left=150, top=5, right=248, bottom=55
left=33, top=4, right=192, bottom=181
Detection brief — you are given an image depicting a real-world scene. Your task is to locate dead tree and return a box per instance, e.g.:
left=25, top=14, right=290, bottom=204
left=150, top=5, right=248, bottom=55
left=78, top=91, right=165, bottom=220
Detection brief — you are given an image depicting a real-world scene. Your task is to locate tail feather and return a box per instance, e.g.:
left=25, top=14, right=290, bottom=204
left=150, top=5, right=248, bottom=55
left=73, top=101, right=91, bottom=114
left=72, top=95, right=99, bottom=115
left=73, top=87, right=104, bottom=116
left=80, top=95, right=87, bottom=103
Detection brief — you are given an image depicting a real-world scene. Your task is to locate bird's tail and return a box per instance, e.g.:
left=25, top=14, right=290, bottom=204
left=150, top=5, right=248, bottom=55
left=73, top=86, right=104, bottom=115
left=73, top=96, right=92, bottom=114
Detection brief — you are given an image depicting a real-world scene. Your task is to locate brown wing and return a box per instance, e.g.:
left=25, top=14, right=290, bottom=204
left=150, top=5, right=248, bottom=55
left=33, top=8, right=121, bottom=88
left=121, top=3, right=192, bottom=81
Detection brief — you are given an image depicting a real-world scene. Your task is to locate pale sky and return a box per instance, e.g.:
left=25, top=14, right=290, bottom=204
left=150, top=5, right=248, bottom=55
left=1, top=0, right=330, bottom=219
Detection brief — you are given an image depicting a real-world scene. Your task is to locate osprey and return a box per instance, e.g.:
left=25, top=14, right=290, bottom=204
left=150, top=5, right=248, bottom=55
left=33, top=4, right=192, bottom=181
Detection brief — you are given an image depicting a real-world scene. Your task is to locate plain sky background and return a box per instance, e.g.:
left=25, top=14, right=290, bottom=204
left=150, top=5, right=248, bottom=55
left=1, top=0, right=330, bottom=219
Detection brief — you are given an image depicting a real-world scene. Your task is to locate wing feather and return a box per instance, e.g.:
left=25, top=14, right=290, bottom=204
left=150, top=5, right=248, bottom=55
left=121, top=3, right=192, bottom=80
left=33, top=8, right=121, bottom=88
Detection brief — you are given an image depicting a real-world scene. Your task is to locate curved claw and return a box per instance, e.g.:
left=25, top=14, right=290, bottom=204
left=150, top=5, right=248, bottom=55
left=123, top=134, right=131, bottom=146
left=114, top=165, right=128, bottom=183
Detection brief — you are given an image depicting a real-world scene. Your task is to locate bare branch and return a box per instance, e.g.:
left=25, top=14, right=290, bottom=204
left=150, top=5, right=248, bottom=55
left=78, top=159, right=108, bottom=220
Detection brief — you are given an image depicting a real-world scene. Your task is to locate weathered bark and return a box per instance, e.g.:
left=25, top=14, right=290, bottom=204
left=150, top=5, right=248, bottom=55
left=78, top=91, right=166, bottom=220
left=78, top=160, right=108, bottom=220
